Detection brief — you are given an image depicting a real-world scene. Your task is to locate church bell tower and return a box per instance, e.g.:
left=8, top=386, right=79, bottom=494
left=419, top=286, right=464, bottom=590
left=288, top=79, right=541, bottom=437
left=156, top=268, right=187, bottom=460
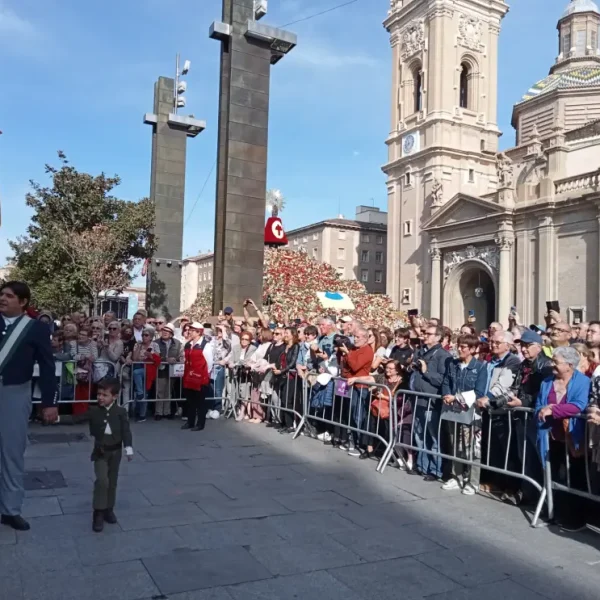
left=383, top=0, right=509, bottom=312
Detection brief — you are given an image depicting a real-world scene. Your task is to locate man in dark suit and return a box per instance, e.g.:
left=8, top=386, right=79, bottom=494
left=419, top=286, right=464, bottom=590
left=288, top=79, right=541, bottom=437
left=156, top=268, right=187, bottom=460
left=0, top=281, right=57, bottom=531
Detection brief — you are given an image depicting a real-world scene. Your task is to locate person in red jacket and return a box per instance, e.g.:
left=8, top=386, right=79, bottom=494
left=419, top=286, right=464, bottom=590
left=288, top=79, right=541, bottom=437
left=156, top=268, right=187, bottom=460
left=182, top=322, right=210, bottom=432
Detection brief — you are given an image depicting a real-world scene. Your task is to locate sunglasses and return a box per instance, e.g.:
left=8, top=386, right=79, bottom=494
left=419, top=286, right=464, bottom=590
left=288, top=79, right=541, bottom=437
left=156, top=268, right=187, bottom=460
left=156, top=321, right=165, bottom=325
left=142, top=333, right=152, bottom=337
left=108, top=326, right=119, bottom=330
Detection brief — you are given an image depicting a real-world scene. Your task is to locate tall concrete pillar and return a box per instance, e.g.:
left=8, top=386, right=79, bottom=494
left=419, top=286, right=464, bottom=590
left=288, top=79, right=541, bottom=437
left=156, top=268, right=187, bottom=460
left=429, top=246, right=442, bottom=319
left=210, top=0, right=296, bottom=315
left=536, top=216, right=556, bottom=322
left=144, top=77, right=206, bottom=319
left=496, top=236, right=514, bottom=327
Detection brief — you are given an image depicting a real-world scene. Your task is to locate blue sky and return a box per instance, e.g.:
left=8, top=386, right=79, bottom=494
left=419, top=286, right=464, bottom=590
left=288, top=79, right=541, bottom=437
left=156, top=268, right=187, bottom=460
left=0, top=0, right=568, bottom=274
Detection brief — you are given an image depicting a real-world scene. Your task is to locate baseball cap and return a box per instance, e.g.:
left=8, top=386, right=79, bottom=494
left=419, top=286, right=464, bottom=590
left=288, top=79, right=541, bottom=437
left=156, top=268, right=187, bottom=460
left=224, top=306, right=234, bottom=315
left=516, top=329, right=543, bottom=345
left=340, top=316, right=353, bottom=323
left=529, top=324, right=546, bottom=334
left=190, top=322, right=204, bottom=331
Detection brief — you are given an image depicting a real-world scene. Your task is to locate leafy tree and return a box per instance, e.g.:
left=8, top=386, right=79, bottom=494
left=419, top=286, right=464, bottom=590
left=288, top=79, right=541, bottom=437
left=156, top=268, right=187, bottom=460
left=9, top=152, right=155, bottom=315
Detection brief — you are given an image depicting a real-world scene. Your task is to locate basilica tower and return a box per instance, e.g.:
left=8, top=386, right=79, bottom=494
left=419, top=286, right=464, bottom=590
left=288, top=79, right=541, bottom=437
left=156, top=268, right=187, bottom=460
left=383, top=0, right=509, bottom=314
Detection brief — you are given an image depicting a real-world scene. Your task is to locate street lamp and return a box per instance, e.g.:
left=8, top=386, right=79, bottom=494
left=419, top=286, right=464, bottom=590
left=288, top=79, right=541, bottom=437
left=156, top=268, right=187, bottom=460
left=174, top=54, right=191, bottom=113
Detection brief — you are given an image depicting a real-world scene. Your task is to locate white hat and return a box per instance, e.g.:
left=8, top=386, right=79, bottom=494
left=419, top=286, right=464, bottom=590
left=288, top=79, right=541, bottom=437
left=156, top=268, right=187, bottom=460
left=162, top=323, right=175, bottom=334
left=340, top=316, right=353, bottom=323
left=190, top=322, right=204, bottom=331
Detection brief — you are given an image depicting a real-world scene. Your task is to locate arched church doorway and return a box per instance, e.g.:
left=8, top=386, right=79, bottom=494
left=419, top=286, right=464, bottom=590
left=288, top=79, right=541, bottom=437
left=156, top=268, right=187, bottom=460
left=444, top=261, right=496, bottom=330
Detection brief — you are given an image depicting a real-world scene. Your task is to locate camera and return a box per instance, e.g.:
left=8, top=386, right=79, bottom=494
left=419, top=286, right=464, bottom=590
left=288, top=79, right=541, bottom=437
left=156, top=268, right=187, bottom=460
left=333, top=334, right=355, bottom=351
left=410, top=360, right=422, bottom=372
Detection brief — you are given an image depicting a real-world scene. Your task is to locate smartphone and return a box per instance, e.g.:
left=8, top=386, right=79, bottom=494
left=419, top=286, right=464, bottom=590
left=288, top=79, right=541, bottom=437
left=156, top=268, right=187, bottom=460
left=408, top=309, right=419, bottom=317
left=510, top=306, right=517, bottom=314
left=468, top=309, right=475, bottom=318
left=546, top=300, right=560, bottom=313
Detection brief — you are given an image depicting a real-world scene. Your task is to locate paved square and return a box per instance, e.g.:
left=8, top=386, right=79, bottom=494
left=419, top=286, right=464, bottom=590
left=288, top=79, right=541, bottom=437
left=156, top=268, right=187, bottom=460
left=6, top=418, right=599, bottom=599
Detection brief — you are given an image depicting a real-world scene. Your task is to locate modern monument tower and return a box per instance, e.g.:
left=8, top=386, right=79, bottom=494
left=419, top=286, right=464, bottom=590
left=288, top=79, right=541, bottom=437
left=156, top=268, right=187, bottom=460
left=210, top=0, right=297, bottom=315
left=144, top=59, right=206, bottom=319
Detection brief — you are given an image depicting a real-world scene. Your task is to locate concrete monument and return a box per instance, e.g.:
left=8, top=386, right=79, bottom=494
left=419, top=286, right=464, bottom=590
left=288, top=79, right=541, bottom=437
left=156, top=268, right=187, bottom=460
left=210, top=0, right=296, bottom=314
left=144, top=75, right=205, bottom=319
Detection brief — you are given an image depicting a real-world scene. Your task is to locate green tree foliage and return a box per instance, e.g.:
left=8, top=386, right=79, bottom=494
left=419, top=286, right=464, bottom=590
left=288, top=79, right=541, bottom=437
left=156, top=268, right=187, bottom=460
left=9, top=151, right=155, bottom=315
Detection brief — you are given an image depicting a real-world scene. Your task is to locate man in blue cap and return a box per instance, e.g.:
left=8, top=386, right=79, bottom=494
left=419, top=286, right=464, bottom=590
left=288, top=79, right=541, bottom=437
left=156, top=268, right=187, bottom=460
left=496, top=328, right=553, bottom=504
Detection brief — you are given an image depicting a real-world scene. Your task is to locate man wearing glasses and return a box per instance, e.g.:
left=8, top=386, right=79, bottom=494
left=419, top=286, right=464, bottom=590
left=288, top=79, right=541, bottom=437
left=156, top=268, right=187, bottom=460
left=550, top=322, right=572, bottom=350
left=411, top=325, right=451, bottom=482
left=476, top=330, right=521, bottom=494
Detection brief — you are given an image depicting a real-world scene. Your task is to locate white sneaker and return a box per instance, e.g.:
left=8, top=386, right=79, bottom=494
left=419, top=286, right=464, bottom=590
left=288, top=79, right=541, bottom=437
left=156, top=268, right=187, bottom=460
left=317, top=432, right=332, bottom=442
left=441, top=479, right=461, bottom=491
left=462, top=483, right=477, bottom=496
left=211, top=410, right=220, bottom=420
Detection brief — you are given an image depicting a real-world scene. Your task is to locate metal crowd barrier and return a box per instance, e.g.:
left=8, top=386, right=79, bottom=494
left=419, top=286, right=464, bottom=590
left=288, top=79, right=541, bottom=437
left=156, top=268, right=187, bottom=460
left=541, top=414, right=600, bottom=526
left=298, top=376, right=397, bottom=473
left=387, top=389, right=547, bottom=526
left=32, top=359, right=117, bottom=405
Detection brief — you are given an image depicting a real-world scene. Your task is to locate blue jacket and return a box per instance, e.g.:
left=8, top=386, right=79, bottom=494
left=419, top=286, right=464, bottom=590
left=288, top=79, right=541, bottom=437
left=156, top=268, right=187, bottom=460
left=441, top=358, right=488, bottom=399
left=0, top=314, right=57, bottom=407
left=536, top=370, right=590, bottom=460
left=411, top=344, right=452, bottom=396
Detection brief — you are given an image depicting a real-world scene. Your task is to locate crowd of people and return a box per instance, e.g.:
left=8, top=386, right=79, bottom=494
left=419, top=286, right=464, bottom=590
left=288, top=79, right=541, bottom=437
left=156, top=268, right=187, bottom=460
left=23, top=296, right=600, bottom=532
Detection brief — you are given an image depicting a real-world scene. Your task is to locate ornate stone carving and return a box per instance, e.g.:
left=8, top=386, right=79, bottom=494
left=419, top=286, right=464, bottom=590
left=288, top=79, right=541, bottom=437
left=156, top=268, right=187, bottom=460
left=390, top=29, right=400, bottom=47
left=431, top=179, right=444, bottom=206
left=429, top=247, right=442, bottom=261
left=494, top=236, right=514, bottom=251
left=458, top=14, right=484, bottom=53
left=401, top=19, right=425, bottom=61
left=496, top=152, right=515, bottom=189
left=389, top=0, right=403, bottom=15
left=443, top=245, right=499, bottom=279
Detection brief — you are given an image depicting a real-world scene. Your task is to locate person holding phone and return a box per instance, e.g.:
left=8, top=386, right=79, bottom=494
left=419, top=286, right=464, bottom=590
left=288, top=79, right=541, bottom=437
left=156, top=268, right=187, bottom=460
left=127, top=327, right=160, bottom=422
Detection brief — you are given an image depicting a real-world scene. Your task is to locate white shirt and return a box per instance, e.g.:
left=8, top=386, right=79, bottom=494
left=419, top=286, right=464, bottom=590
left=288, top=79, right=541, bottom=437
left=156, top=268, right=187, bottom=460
left=195, top=337, right=214, bottom=374
left=103, top=403, right=133, bottom=456
left=133, top=327, right=143, bottom=342
left=2, top=315, right=19, bottom=326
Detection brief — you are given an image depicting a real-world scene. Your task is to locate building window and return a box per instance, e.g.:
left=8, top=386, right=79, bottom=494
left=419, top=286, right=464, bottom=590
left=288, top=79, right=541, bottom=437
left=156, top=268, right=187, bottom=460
left=468, top=168, right=475, bottom=183
left=376, top=235, right=384, bottom=245
left=208, top=273, right=211, bottom=281
left=401, top=288, right=411, bottom=305
left=459, top=62, right=470, bottom=109
left=336, top=266, right=345, bottom=278
left=567, top=306, right=587, bottom=325
left=375, top=251, right=384, bottom=264
left=293, top=239, right=298, bottom=246
left=312, top=247, right=318, bottom=258
left=361, top=250, right=370, bottom=263
left=302, top=236, right=308, bottom=243
left=362, top=234, right=370, bottom=243
left=361, top=269, right=369, bottom=283
left=413, top=68, right=423, bottom=113
left=405, top=172, right=412, bottom=187
left=337, top=247, right=346, bottom=259
left=375, top=271, right=383, bottom=283
left=592, top=29, right=598, bottom=53
left=576, top=30, right=586, bottom=54
left=312, top=232, right=319, bottom=241
left=203, top=273, right=206, bottom=281
left=403, top=220, right=413, bottom=236
left=338, top=230, right=346, bottom=240
left=562, top=31, right=571, bottom=54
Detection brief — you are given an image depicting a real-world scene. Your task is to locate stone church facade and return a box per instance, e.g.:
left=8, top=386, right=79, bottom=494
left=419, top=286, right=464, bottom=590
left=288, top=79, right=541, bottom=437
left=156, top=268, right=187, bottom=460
left=384, top=0, right=600, bottom=329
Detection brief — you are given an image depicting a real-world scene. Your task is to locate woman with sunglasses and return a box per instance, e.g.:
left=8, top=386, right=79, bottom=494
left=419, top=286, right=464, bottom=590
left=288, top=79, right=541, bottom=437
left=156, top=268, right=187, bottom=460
left=126, top=327, right=160, bottom=422
left=98, top=321, right=124, bottom=377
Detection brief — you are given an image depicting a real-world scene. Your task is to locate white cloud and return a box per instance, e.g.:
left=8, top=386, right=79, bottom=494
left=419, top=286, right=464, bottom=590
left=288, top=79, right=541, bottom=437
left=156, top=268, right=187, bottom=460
left=353, top=150, right=360, bottom=156
left=0, top=3, right=36, bottom=39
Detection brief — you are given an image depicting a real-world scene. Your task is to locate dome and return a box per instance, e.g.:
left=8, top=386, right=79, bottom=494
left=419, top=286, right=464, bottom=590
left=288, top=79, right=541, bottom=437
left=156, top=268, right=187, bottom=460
left=561, top=0, right=600, bottom=19
left=520, top=65, right=600, bottom=102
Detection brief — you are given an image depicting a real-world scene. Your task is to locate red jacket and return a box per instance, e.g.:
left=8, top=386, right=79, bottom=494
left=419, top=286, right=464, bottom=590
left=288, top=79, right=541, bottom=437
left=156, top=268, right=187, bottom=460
left=183, top=341, right=210, bottom=390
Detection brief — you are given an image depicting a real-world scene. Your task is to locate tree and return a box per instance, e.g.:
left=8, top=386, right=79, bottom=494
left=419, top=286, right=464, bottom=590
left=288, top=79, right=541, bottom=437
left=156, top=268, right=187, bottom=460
left=9, top=151, right=155, bottom=315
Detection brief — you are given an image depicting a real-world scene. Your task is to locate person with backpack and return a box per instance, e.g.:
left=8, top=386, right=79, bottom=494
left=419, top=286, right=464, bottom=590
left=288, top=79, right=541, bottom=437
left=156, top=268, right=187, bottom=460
left=182, top=322, right=211, bottom=432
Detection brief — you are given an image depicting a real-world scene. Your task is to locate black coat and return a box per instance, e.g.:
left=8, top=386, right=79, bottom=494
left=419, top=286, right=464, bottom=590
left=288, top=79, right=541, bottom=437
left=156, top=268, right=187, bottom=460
left=77, top=403, right=133, bottom=448
left=0, top=314, right=57, bottom=407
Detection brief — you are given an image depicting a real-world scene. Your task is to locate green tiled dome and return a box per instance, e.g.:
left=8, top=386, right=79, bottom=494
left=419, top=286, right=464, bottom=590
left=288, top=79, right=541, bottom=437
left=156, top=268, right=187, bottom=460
left=521, top=66, right=600, bottom=102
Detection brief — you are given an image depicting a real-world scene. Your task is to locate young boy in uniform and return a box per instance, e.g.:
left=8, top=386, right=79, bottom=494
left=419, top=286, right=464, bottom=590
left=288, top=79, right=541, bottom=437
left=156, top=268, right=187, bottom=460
left=80, top=377, right=133, bottom=532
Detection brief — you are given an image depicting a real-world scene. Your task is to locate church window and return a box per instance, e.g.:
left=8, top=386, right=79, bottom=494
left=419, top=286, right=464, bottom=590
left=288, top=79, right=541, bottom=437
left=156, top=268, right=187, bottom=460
left=562, top=31, right=571, bottom=54
left=413, top=68, right=423, bottom=113
left=576, top=30, right=586, bottom=54
left=468, top=169, right=475, bottom=183
left=459, top=63, right=470, bottom=109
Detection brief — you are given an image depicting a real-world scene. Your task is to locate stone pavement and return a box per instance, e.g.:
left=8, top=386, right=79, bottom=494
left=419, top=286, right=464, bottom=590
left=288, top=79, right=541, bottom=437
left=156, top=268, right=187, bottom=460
left=3, top=418, right=600, bottom=600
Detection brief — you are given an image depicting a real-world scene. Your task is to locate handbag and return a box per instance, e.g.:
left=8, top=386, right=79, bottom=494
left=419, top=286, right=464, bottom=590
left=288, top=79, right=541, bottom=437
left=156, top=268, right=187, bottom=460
left=371, top=380, right=400, bottom=420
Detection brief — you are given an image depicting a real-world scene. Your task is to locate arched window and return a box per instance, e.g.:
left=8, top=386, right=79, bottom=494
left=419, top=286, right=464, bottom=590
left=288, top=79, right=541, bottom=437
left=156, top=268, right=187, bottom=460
left=459, top=62, right=470, bottom=109
left=413, top=68, right=423, bottom=113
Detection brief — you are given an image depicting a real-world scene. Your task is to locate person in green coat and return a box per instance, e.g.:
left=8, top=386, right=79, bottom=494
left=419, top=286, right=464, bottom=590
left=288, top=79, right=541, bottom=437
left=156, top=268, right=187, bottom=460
left=76, top=377, right=133, bottom=532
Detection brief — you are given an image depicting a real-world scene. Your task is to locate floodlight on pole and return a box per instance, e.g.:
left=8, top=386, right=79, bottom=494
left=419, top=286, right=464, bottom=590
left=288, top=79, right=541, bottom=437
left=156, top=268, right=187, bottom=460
left=174, top=54, right=191, bottom=114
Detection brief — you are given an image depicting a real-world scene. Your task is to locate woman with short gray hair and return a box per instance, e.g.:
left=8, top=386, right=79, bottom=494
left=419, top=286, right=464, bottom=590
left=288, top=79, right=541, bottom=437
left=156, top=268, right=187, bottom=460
left=536, top=345, right=591, bottom=529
